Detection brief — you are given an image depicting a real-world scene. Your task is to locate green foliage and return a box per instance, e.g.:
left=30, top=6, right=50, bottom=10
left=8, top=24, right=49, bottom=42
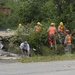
left=53, top=0, right=75, bottom=30
left=7, top=24, right=66, bottom=56
left=18, top=0, right=56, bottom=24
left=19, top=54, right=75, bottom=62
left=0, top=0, right=7, bottom=7
left=56, top=44, right=65, bottom=54
left=0, top=0, right=21, bottom=30
left=0, top=0, right=75, bottom=56
left=0, top=0, right=75, bottom=31
left=8, top=42, right=20, bottom=54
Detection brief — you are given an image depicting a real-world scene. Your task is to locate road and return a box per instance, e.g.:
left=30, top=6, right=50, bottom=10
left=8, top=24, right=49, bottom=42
left=0, top=60, right=75, bottom=75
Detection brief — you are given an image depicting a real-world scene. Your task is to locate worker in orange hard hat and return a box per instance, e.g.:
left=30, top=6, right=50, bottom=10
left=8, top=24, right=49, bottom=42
left=64, top=29, right=71, bottom=54
left=58, top=22, right=66, bottom=44
left=47, top=22, right=57, bottom=48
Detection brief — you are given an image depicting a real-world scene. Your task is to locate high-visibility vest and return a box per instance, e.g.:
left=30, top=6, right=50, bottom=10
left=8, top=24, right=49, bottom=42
left=67, top=35, right=71, bottom=43
left=64, top=35, right=71, bottom=44
left=35, top=26, right=41, bottom=32
left=48, top=26, right=56, bottom=34
left=58, top=26, right=64, bottom=32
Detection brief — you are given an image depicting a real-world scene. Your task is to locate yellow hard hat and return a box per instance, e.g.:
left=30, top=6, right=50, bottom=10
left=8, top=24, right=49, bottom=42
left=51, top=23, right=55, bottom=26
left=37, top=22, right=41, bottom=25
left=60, top=22, right=63, bottom=26
left=19, top=23, right=22, bottom=27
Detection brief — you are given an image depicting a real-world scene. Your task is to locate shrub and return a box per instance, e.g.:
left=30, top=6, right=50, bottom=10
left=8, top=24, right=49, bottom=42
left=7, top=23, right=75, bottom=55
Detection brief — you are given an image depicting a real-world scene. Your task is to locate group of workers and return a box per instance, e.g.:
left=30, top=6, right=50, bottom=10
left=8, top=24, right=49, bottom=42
left=47, top=22, right=71, bottom=54
left=19, top=21, right=72, bottom=57
left=35, top=21, right=71, bottom=54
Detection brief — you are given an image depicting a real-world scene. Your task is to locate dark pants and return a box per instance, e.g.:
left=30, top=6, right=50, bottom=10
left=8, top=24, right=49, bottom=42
left=65, top=44, right=71, bottom=54
left=50, top=34, right=55, bottom=45
left=58, top=32, right=64, bottom=44
left=23, top=49, right=27, bottom=52
left=23, top=49, right=31, bottom=57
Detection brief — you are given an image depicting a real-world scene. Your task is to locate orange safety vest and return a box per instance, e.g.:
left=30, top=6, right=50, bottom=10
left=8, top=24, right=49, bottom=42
left=67, top=35, right=71, bottom=43
left=48, top=26, right=56, bottom=34
left=64, top=35, right=71, bottom=44
left=58, top=26, right=64, bottom=32
left=35, top=26, right=41, bottom=32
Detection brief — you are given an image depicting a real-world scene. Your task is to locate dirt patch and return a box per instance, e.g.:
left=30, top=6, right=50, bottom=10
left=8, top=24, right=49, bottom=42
left=0, top=31, right=15, bottom=37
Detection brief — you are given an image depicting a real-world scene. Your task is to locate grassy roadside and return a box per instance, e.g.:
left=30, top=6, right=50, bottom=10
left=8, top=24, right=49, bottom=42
left=18, top=54, right=75, bottom=63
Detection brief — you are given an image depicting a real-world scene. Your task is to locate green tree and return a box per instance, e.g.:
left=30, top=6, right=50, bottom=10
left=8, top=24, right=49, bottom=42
left=53, top=0, right=75, bottom=31
left=0, top=0, right=7, bottom=7
left=0, top=0, right=22, bottom=29
left=18, top=0, right=52, bottom=24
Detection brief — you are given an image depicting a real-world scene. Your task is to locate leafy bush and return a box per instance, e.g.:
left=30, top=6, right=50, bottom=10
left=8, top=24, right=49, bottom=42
left=7, top=24, right=67, bottom=56
left=8, top=42, right=20, bottom=54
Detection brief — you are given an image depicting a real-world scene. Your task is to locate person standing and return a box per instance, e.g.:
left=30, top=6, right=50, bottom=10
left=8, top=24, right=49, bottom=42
left=34, top=22, right=41, bottom=32
left=58, top=22, right=65, bottom=44
left=64, top=30, right=71, bottom=54
left=17, top=23, right=25, bottom=35
left=47, top=23, right=56, bottom=47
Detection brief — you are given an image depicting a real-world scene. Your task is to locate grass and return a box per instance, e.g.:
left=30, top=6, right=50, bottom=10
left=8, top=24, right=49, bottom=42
left=17, top=54, right=75, bottom=63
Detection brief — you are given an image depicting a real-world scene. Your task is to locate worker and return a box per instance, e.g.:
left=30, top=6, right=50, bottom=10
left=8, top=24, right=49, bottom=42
left=20, top=41, right=31, bottom=57
left=19, top=23, right=22, bottom=27
left=34, top=22, right=41, bottom=32
left=17, top=23, right=24, bottom=33
left=64, top=30, right=71, bottom=54
left=47, top=23, right=56, bottom=47
left=18, top=23, right=24, bottom=29
left=58, top=22, right=65, bottom=44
